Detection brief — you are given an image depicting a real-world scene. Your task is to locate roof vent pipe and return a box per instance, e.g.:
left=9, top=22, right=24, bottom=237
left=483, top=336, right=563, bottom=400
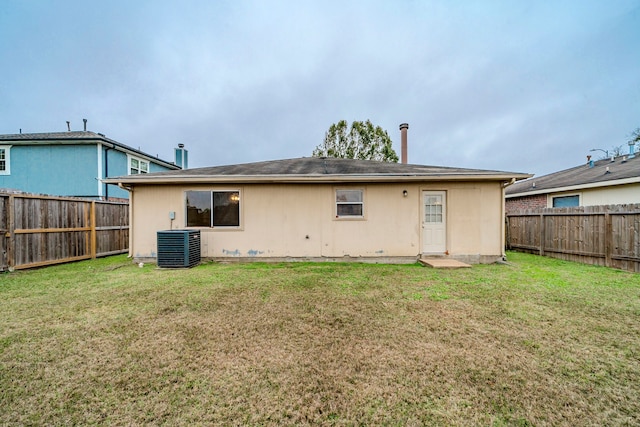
left=629, top=141, right=636, bottom=159
left=83, top=118, right=87, bottom=131
left=399, top=123, right=409, bottom=164
left=587, top=155, right=594, bottom=168
left=66, top=121, right=71, bottom=132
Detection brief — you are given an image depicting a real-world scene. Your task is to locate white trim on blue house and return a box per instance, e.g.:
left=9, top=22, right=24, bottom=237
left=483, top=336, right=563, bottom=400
left=127, top=154, right=149, bottom=175
left=97, top=143, right=103, bottom=197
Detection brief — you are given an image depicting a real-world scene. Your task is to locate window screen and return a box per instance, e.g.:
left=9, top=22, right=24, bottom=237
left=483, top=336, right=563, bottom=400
left=336, top=189, right=364, bottom=217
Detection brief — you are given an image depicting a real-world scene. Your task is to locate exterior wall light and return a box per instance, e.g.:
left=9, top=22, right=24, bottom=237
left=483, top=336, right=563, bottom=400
left=403, top=190, right=408, bottom=197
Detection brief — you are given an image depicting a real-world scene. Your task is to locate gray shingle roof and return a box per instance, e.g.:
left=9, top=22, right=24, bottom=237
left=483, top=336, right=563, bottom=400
left=0, top=131, right=180, bottom=170
left=0, top=131, right=107, bottom=141
left=506, top=154, right=640, bottom=196
left=105, top=157, right=530, bottom=184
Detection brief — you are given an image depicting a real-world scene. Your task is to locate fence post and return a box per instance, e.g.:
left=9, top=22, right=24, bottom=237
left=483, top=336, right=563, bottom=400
left=505, top=216, right=510, bottom=250
left=7, top=195, right=15, bottom=269
left=91, top=201, right=97, bottom=259
left=539, top=213, right=545, bottom=256
left=604, top=212, right=612, bottom=268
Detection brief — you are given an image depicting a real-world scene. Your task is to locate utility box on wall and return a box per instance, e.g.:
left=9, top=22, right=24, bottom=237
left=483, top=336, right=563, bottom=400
left=157, top=230, right=201, bottom=268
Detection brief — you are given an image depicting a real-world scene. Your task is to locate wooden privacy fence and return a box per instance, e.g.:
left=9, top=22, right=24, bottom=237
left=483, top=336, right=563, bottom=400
left=0, top=193, right=129, bottom=271
left=506, top=204, right=640, bottom=272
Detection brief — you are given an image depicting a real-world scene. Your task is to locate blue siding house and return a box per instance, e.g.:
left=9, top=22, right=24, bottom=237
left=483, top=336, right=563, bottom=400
left=0, top=130, right=187, bottom=199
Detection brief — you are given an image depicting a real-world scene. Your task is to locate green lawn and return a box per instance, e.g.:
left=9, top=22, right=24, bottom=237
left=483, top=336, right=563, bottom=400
left=1, top=252, right=639, bottom=426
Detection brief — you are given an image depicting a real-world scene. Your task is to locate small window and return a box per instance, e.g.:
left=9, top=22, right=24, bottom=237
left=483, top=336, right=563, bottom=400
left=129, top=155, right=149, bottom=175
left=552, top=195, right=579, bottom=207
left=186, top=190, right=240, bottom=227
left=336, top=189, right=364, bottom=217
left=424, top=195, right=444, bottom=223
left=0, top=145, right=10, bottom=175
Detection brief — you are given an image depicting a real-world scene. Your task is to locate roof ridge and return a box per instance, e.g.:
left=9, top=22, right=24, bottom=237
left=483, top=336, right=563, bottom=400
left=104, top=156, right=530, bottom=184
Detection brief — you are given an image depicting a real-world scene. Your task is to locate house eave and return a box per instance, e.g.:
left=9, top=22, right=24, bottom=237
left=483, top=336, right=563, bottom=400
left=104, top=172, right=531, bottom=185
left=506, top=176, right=640, bottom=198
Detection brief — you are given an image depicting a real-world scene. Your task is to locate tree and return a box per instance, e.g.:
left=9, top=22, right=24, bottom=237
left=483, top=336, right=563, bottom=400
left=591, top=127, right=640, bottom=159
left=611, top=145, right=625, bottom=157
left=592, top=144, right=627, bottom=159
left=629, top=127, right=640, bottom=144
left=312, top=119, right=399, bottom=162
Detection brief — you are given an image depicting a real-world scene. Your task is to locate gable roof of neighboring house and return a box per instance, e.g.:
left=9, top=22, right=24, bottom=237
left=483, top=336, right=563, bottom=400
left=105, top=157, right=531, bottom=185
left=506, top=155, right=640, bottom=198
left=0, top=131, right=180, bottom=170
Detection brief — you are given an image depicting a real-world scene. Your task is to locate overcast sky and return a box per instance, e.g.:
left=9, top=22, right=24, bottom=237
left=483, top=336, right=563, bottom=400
left=1, top=0, right=638, bottom=176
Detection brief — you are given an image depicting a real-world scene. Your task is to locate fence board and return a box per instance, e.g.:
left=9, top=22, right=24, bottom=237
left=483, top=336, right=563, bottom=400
left=95, top=202, right=129, bottom=257
left=507, top=204, right=640, bottom=272
left=0, top=196, right=7, bottom=268
left=0, top=193, right=129, bottom=271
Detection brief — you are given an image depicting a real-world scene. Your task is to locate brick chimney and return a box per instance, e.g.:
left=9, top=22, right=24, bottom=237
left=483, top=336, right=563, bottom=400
left=399, top=123, right=409, bottom=164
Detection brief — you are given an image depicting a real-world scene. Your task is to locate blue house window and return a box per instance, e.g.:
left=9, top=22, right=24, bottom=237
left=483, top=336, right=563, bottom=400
left=0, top=146, right=10, bottom=175
left=552, top=195, right=579, bottom=207
left=128, top=155, right=149, bottom=175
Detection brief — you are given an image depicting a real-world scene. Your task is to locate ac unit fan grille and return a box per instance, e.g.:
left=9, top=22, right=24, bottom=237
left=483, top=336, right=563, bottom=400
left=157, top=230, right=201, bottom=268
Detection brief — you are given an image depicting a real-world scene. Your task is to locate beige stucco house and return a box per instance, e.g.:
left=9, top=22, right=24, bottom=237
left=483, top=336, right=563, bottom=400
left=106, top=157, right=530, bottom=264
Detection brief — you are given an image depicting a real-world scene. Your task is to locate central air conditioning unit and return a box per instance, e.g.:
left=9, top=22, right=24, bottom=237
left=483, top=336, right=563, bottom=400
left=157, top=230, right=201, bottom=268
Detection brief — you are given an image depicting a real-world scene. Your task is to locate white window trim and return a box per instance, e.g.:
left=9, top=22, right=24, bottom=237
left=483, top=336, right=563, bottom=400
left=549, top=193, right=581, bottom=208
left=97, top=144, right=103, bottom=197
left=334, top=188, right=365, bottom=220
left=127, top=154, right=149, bottom=175
left=0, top=145, right=11, bottom=175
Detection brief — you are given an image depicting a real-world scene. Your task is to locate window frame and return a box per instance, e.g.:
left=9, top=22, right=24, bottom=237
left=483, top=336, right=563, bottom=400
left=334, top=188, right=365, bottom=219
left=185, top=189, right=242, bottom=229
left=0, top=145, right=11, bottom=175
left=127, top=154, right=149, bottom=175
left=551, top=194, right=580, bottom=208
left=423, top=193, right=444, bottom=224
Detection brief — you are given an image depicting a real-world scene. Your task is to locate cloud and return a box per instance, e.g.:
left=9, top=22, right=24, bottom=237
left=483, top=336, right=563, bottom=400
left=0, top=0, right=638, bottom=177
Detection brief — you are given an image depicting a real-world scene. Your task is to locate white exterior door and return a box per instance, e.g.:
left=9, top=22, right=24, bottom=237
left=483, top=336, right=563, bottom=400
left=422, top=191, right=446, bottom=253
